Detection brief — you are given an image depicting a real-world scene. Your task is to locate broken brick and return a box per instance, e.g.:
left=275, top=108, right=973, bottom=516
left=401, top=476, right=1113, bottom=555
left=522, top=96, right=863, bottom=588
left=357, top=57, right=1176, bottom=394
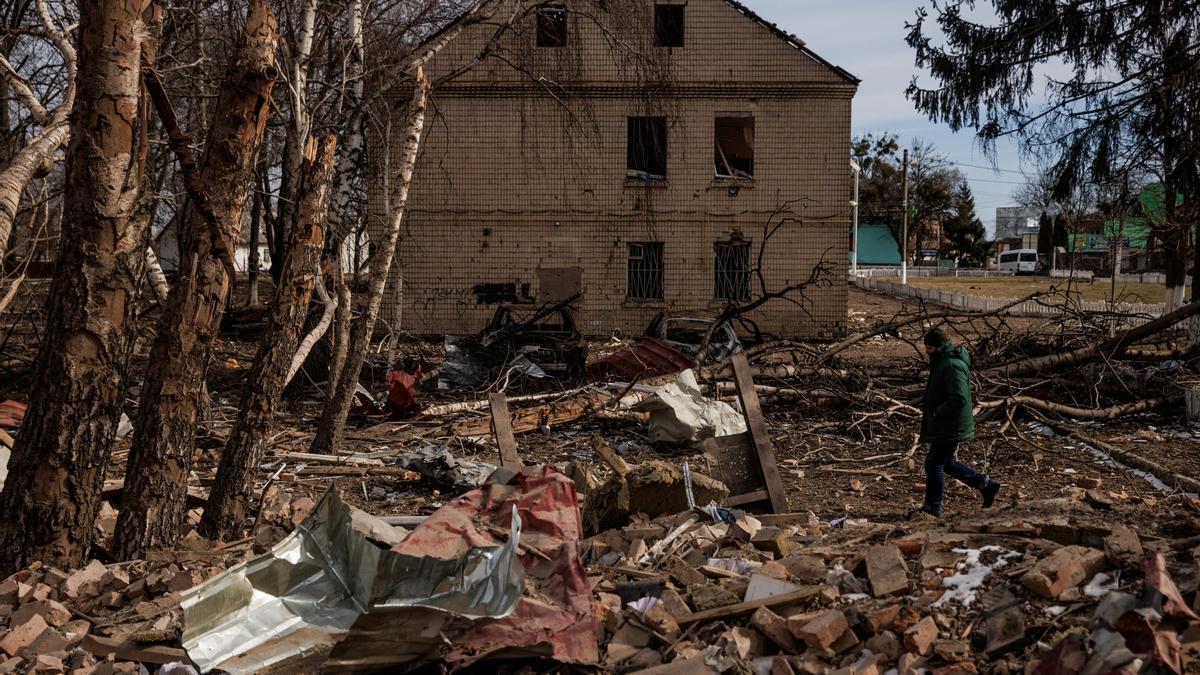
left=0, top=580, right=29, bottom=607
left=865, top=631, right=902, bottom=661
left=0, top=614, right=48, bottom=657
left=790, top=609, right=848, bottom=651
left=865, top=544, right=910, bottom=597
left=864, top=604, right=901, bottom=634
left=10, top=600, right=71, bottom=628
left=751, top=527, right=796, bottom=557
left=60, top=562, right=107, bottom=600
left=750, top=607, right=798, bottom=652
left=903, top=616, right=938, bottom=655
left=1022, top=546, right=1106, bottom=599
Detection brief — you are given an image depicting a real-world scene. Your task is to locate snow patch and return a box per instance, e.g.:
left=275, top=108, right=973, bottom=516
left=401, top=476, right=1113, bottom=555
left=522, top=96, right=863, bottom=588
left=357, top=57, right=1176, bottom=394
left=933, top=546, right=1022, bottom=609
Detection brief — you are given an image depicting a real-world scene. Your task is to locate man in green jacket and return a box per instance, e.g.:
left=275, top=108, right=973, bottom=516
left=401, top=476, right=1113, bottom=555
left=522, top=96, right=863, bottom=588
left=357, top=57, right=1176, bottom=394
left=913, top=329, right=1000, bottom=517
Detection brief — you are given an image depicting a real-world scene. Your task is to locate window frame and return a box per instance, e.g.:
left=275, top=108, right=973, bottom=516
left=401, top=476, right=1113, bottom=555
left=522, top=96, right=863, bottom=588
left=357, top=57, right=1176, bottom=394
left=626, top=116, right=669, bottom=179
left=654, top=4, right=685, bottom=48
left=714, top=239, right=751, bottom=301
left=536, top=6, right=568, bottom=48
left=627, top=241, right=665, bottom=300
left=714, top=115, right=755, bottom=179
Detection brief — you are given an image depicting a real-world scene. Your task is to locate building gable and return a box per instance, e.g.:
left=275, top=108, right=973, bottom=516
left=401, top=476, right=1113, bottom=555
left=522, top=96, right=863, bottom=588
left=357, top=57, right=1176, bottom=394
left=420, top=0, right=859, bottom=88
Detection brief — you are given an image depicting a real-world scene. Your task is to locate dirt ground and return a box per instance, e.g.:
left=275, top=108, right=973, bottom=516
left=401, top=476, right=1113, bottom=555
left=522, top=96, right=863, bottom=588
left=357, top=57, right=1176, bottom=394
left=877, top=275, right=1165, bottom=304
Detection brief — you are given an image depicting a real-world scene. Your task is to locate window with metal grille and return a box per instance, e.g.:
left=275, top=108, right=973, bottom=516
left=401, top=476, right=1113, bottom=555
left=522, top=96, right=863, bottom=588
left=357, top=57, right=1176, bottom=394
left=654, top=4, right=685, bottom=47
left=627, top=242, right=664, bottom=300
left=627, top=117, right=668, bottom=179
left=714, top=240, right=750, bottom=300
left=537, top=6, right=567, bottom=47
left=714, top=116, right=754, bottom=178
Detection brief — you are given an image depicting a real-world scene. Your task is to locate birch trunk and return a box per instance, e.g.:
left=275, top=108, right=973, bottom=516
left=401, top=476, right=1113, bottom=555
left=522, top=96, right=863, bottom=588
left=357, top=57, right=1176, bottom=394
left=0, top=0, right=148, bottom=575
left=0, top=0, right=77, bottom=260
left=199, top=134, right=336, bottom=542
left=113, top=0, right=278, bottom=559
left=310, top=71, right=429, bottom=454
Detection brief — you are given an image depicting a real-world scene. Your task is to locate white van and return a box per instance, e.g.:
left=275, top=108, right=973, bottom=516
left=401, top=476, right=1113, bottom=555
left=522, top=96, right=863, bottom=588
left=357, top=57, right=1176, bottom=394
left=997, top=249, right=1039, bottom=274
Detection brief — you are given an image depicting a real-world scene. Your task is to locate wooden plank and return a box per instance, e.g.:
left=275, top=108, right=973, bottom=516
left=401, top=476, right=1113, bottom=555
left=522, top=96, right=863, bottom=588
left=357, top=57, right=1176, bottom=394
left=731, top=352, right=789, bottom=513
left=82, top=634, right=188, bottom=665
left=725, top=488, right=770, bottom=507
left=677, top=586, right=823, bottom=625
left=451, top=393, right=603, bottom=438
left=290, top=466, right=419, bottom=478
left=488, top=393, right=524, bottom=470
left=591, top=436, right=630, bottom=477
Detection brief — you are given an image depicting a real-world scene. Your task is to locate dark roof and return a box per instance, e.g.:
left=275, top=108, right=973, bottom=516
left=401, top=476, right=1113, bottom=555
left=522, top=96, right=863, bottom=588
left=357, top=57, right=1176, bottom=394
left=720, top=0, right=859, bottom=84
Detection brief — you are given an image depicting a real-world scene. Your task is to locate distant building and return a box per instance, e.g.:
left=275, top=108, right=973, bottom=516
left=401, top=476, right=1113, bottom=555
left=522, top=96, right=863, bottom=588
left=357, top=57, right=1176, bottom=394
left=994, top=206, right=1043, bottom=241
left=853, top=224, right=901, bottom=266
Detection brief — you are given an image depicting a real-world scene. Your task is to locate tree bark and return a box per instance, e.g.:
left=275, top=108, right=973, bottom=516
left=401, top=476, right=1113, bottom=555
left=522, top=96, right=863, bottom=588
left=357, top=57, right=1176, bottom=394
left=113, top=0, right=278, bottom=560
left=327, top=263, right=351, bottom=397
left=199, top=133, right=336, bottom=542
left=0, top=0, right=148, bottom=575
left=310, top=71, right=429, bottom=454
left=248, top=186, right=261, bottom=305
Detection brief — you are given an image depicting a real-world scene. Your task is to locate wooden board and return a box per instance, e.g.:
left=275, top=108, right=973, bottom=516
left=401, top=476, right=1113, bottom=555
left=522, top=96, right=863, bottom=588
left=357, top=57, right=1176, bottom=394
left=488, top=393, right=524, bottom=470
left=703, top=352, right=789, bottom=513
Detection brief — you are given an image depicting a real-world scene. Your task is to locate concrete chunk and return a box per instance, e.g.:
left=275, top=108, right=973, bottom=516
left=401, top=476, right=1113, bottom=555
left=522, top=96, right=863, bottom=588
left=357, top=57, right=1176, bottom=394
left=865, top=544, right=910, bottom=597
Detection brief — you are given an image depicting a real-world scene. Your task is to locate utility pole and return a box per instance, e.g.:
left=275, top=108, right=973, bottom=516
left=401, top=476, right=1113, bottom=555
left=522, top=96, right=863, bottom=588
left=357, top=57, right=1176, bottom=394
left=900, top=148, right=909, bottom=285
left=850, top=160, right=860, bottom=276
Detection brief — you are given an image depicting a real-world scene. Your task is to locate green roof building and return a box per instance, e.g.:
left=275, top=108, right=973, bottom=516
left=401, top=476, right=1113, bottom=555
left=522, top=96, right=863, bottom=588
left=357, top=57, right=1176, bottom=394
left=853, top=224, right=901, bottom=265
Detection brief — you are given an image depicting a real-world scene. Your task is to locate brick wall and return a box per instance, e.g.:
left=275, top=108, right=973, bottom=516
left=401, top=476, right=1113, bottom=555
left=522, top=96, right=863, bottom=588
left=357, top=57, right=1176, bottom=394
left=369, top=0, right=857, bottom=338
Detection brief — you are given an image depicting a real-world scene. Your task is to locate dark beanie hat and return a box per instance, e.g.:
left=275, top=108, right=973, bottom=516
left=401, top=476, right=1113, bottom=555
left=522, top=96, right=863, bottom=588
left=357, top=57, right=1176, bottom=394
left=924, top=328, right=948, bottom=348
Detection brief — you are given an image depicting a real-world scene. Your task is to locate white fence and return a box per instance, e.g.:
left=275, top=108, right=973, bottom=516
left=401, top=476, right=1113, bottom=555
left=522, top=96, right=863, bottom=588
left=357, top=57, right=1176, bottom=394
left=1113, top=272, right=1193, bottom=286
left=853, top=267, right=1015, bottom=279
left=853, top=276, right=1165, bottom=321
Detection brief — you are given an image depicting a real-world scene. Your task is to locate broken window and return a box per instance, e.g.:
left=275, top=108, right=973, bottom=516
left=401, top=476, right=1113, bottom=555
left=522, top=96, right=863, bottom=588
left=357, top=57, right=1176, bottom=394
left=627, top=242, right=664, bottom=300
left=714, top=240, right=750, bottom=301
left=654, top=4, right=685, bottom=47
left=715, top=116, right=754, bottom=179
left=537, top=6, right=568, bottom=47
left=627, top=117, right=668, bottom=179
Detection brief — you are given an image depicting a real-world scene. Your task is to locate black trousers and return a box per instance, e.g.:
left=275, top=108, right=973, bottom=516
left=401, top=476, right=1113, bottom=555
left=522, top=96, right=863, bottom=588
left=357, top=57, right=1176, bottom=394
left=924, top=441, right=988, bottom=514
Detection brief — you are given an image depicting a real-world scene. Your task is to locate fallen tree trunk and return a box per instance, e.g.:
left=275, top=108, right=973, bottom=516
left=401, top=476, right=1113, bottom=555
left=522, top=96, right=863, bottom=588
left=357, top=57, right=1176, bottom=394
left=1041, top=422, right=1200, bottom=495
left=977, top=394, right=1180, bottom=420
left=988, top=301, right=1200, bottom=378
left=816, top=292, right=1044, bottom=365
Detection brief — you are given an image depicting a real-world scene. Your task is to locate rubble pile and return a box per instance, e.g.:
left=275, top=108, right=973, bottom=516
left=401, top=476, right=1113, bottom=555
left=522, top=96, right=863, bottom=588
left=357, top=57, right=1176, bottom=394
left=583, top=498, right=1200, bottom=675
left=0, top=555, right=230, bottom=674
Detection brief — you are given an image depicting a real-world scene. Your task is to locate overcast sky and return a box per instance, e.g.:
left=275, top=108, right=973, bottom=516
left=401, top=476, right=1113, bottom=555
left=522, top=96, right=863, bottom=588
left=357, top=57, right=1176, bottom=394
left=744, top=0, right=1032, bottom=233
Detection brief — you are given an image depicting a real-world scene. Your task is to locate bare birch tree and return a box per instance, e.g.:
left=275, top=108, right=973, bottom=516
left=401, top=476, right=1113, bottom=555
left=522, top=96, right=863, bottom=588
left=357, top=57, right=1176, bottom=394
left=113, top=0, right=279, bottom=559
left=0, top=0, right=150, bottom=574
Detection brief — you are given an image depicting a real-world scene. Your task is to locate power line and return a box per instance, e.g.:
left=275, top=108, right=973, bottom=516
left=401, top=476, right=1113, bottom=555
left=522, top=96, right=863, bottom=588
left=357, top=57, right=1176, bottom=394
left=954, top=161, right=1032, bottom=175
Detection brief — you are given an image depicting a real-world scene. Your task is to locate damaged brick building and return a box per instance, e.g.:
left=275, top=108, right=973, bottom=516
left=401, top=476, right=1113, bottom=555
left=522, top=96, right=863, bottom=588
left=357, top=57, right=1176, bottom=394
left=372, top=0, right=859, bottom=338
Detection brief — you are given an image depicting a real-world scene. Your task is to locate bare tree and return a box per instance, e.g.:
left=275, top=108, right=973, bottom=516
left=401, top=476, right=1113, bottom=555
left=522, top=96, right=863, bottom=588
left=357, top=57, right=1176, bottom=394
left=0, top=0, right=76, bottom=262
left=199, top=133, right=337, bottom=541
left=0, top=0, right=150, bottom=574
left=113, top=0, right=279, bottom=559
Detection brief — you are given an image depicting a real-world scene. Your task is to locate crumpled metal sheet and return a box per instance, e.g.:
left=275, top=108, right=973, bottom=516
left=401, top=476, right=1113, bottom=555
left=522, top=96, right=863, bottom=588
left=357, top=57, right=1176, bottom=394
left=327, top=465, right=599, bottom=670
left=631, top=368, right=748, bottom=444
left=394, top=445, right=498, bottom=491
left=180, top=488, right=523, bottom=674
